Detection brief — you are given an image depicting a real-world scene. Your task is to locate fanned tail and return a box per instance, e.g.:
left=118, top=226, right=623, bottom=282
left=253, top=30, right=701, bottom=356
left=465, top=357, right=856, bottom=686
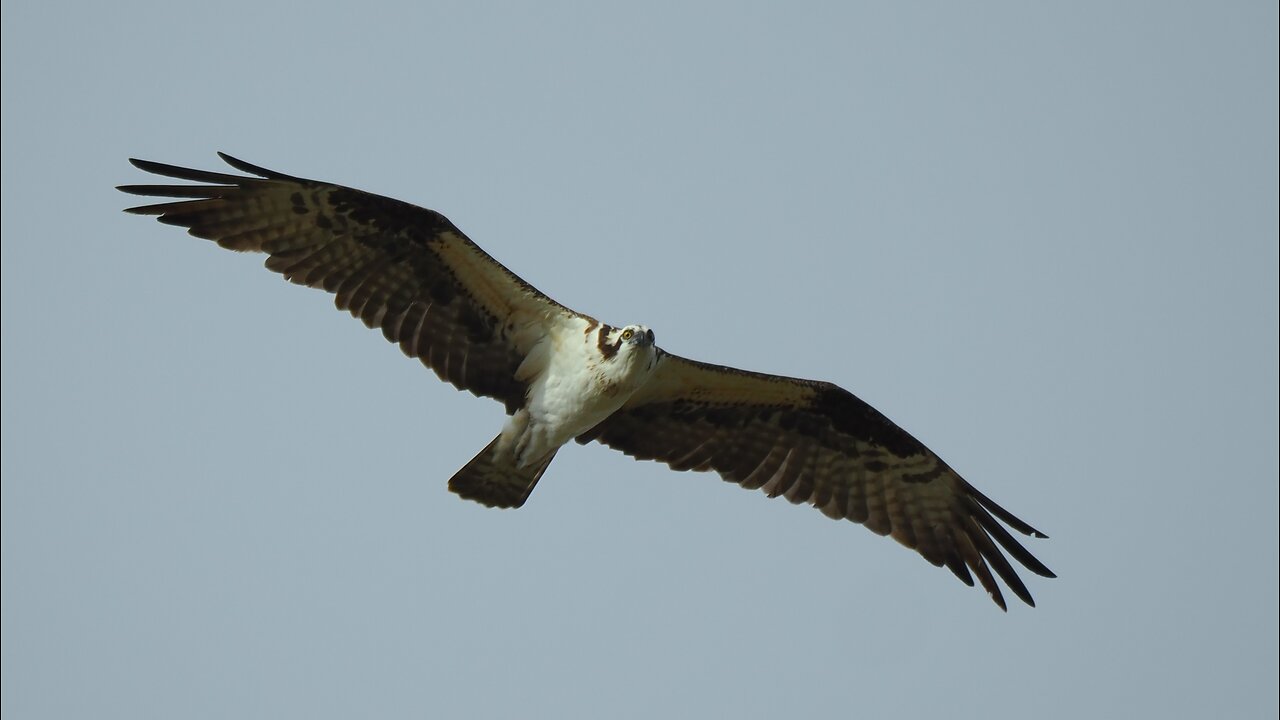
left=448, top=435, right=557, bottom=509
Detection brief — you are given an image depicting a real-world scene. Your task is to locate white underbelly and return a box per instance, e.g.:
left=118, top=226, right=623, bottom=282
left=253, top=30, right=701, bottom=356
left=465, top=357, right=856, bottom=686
left=502, top=320, right=648, bottom=467
left=515, top=368, right=620, bottom=462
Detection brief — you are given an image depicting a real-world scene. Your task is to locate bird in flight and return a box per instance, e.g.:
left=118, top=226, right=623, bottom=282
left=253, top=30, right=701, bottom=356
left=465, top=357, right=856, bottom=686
left=120, top=153, right=1054, bottom=609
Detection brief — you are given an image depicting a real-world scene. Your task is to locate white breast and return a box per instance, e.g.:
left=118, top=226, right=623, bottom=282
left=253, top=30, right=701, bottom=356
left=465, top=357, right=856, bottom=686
left=504, top=317, right=654, bottom=467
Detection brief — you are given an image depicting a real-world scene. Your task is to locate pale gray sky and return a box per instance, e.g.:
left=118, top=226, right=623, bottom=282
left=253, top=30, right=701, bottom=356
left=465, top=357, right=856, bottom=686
left=3, top=2, right=1277, bottom=718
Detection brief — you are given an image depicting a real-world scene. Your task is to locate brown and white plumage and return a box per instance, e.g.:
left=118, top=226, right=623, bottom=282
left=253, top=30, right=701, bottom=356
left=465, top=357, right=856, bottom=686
left=120, top=153, right=1054, bottom=610
left=122, top=153, right=568, bottom=413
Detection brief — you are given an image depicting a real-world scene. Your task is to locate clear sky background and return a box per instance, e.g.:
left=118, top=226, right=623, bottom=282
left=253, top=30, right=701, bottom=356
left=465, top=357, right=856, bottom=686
left=2, top=2, right=1276, bottom=718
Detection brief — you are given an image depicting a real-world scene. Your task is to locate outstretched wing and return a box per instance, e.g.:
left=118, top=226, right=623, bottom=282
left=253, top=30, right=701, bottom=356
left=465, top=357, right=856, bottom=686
left=578, top=353, right=1055, bottom=609
left=120, top=153, right=581, bottom=412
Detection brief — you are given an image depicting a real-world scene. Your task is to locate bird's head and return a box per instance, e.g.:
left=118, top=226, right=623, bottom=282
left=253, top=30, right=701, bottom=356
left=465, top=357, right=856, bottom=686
left=619, top=324, right=655, bottom=348
left=600, top=324, right=658, bottom=374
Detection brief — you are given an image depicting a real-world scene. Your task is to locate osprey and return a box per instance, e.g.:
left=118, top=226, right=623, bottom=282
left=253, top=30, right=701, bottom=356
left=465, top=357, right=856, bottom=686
left=120, top=153, right=1055, bottom=610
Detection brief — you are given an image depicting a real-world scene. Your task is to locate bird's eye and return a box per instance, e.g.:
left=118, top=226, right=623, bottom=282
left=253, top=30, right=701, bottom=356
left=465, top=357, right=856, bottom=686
left=621, top=329, right=634, bottom=340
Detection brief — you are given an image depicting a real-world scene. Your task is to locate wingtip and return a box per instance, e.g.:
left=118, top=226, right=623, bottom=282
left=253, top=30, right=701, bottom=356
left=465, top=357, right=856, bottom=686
left=215, top=151, right=297, bottom=181
left=216, top=151, right=252, bottom=173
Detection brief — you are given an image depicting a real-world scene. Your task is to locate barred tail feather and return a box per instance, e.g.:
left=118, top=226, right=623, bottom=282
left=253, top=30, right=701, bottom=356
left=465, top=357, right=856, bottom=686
left=448, top=435, right=557, bottom=509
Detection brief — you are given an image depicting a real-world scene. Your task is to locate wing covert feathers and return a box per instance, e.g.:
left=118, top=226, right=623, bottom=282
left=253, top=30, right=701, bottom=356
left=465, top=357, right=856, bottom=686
left=120, top=153, right=580, bottom=413
left=580, top=353, right=1055, bottom=610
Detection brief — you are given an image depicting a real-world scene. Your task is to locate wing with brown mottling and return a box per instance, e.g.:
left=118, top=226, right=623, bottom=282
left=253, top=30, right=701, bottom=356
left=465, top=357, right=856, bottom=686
left=578, top=352, right=1055, bottom=609
left=120, top=153, right=582, bottom=413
